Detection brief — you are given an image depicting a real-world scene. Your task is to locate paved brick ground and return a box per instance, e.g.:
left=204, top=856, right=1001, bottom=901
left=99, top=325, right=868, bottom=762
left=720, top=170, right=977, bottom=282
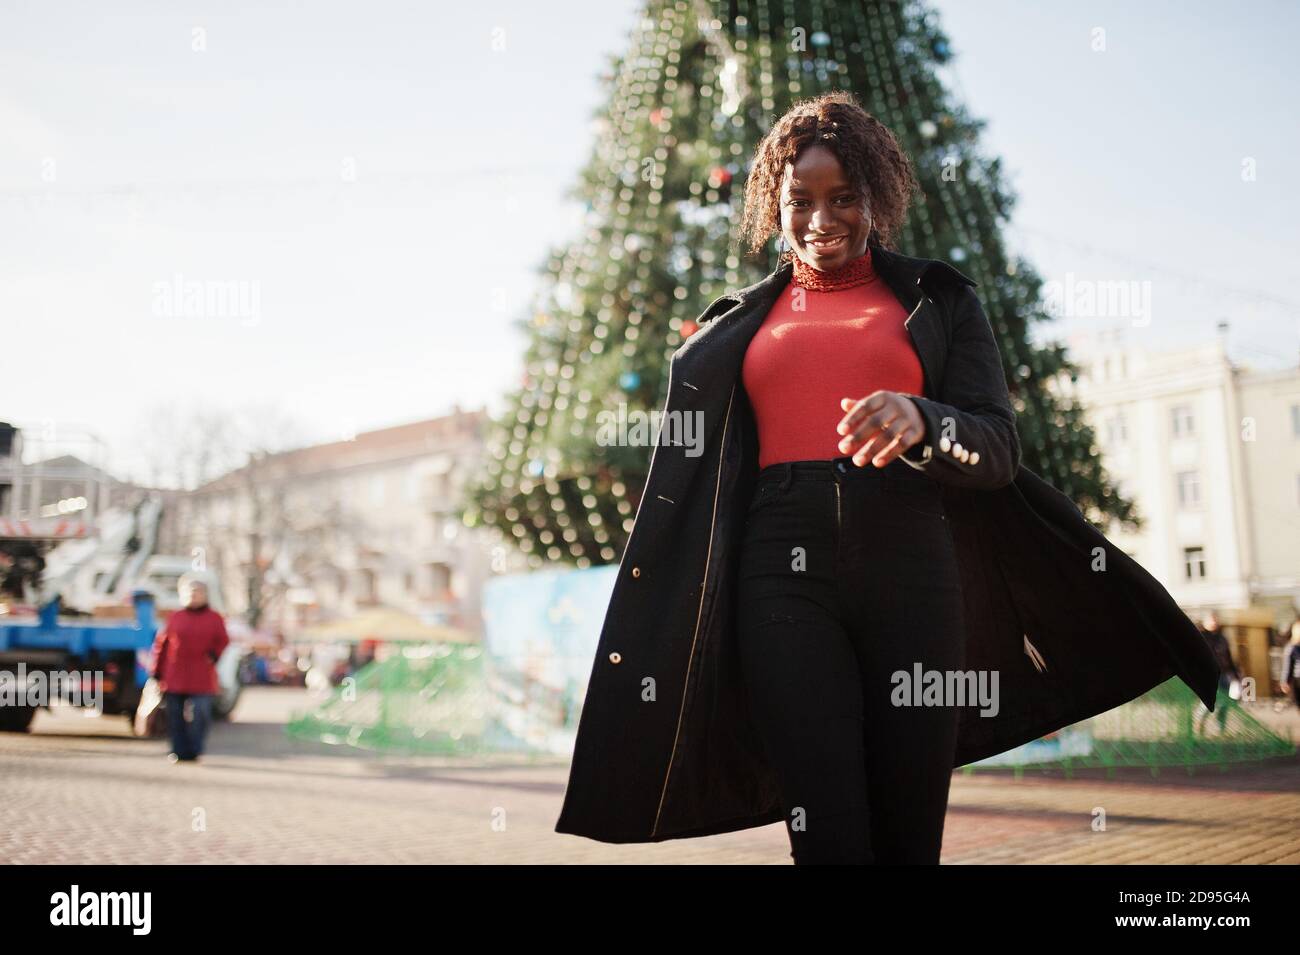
left=1, top=688, right=1296, bottom=864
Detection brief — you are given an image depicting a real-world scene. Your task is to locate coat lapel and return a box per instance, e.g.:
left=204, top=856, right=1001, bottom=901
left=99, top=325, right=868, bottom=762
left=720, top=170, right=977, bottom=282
left=672, top=243, right=958, bottom=410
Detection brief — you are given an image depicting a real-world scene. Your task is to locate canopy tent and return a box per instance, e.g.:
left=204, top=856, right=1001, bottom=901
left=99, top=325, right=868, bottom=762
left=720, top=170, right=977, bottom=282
left=296, top=606, right=474, bottom=644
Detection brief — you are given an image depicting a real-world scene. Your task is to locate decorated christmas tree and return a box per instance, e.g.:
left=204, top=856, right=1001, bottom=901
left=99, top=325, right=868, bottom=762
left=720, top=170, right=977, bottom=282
left=464, top=0, right=1133, bottom=569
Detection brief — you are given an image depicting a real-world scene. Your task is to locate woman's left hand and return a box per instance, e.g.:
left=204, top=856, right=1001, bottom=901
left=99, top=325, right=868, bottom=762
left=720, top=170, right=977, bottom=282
left=836, top=391, right=926, bottom=467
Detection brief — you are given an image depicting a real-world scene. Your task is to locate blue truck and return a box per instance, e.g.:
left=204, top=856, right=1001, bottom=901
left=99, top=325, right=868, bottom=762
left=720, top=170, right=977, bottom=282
left=0, top=590, right=159, bottom=732
left=0, top=590, right=243, bottom=733
left=0, top=421, right=243, bottom=732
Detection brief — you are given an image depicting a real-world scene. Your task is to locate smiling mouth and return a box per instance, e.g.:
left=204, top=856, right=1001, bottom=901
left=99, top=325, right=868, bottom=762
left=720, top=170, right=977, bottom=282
left=806, top=235, right=847, bottom=252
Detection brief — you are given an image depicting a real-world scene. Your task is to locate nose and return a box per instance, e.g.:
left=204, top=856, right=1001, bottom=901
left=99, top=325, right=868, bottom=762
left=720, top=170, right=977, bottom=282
left=809, top=204, right=835, bottom=230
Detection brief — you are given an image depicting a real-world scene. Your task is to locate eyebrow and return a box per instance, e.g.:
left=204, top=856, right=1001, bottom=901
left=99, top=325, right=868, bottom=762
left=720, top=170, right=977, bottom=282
left=785, top=183, right=854, bottom=193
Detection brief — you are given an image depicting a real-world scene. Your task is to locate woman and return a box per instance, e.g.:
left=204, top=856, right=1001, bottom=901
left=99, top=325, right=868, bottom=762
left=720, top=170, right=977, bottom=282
left=1195, top=610, right=1242, bottom=736
left=553, top=91, right=1220, bottom=856
left=150, top=578, right=229, bottom=763
left=1283, top=622, right=1300, bottom=711
left=728, top=91, right=1007, bottom=864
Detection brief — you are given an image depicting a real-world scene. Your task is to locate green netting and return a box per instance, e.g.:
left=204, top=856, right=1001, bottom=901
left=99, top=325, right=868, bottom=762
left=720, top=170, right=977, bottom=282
left=285, top=642, right=551, bottom=756
left=963, top=677, right=1297, bottom=778
left=287, top=649, right=1295, bottom=777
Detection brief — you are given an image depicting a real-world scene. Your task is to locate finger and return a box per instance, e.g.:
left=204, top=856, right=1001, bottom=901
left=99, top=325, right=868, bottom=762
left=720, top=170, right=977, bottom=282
left=845, top=410, right=918, bottom=460
left=839, top=417, right=888, bottom=457
left=863, top=402, right=915, bottom=459
left=836, top=391, right=887, bottom=435
left=873, top=401, right=926, bottom=459
left=853, top=425, right=920, bottom=467
left=842, top=423, right=901, bottom=463
left=839, top=401, right=909, bottom=454
left=855, top=426, right=915, bottom=467
left=836, top=395, right=868, bottom=435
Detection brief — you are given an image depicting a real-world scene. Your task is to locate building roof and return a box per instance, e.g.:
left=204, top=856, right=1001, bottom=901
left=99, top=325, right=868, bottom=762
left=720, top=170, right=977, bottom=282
left=194, top=408, right=487, bottom=493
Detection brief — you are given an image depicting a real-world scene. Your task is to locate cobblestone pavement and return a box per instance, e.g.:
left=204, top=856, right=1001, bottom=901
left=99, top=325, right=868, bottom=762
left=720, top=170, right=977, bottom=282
left=2, top=688, right=1297, bottom=864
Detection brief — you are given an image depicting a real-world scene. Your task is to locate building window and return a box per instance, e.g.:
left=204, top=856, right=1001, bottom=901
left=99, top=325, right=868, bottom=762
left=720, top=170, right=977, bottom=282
left=1176, top=470, right=1201, bottom=508
left=1171, top=404, right=1195, bottom=438
left=426, top=562, right=452, bottom=600
left=426, top=473, right=449, bottom=503
left=359, top=569, right=377, bottom=604
left=1183, top=546, right=1206, bottom=580
left=1106, top=414, right=1127, bottom=445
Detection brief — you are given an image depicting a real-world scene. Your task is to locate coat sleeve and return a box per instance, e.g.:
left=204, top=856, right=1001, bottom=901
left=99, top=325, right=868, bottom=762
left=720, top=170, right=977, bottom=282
left=210, top=615, right=230, bottom=663
left=150, top=622, right=169, bottom=681
left=897, top=284, right=1021, bottom=490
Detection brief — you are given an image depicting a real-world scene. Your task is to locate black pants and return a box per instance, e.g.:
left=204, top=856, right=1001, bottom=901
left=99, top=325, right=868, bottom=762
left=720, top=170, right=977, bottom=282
left=163, top=692, right=214, bottom=760
left=737, top=455, right=966, bottom=865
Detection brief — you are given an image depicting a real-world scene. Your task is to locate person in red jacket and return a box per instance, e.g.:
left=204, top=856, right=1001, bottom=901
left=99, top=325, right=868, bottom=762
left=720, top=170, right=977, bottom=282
left=150, top=579, right=229, bottom=763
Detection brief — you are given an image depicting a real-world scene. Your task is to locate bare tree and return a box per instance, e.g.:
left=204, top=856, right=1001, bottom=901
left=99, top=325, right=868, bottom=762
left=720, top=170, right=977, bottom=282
left=138, top=401, right=302, bottom=626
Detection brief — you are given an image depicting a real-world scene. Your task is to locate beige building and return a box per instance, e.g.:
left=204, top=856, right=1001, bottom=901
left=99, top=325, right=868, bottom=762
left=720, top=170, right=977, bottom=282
left=1065, top=329, right=1300, bottom=626
left=177, top=408, right=507, bottom=636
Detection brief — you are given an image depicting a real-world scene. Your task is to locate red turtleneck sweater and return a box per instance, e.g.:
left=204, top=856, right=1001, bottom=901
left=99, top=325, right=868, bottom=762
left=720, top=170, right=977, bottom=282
left=741, top=247, right=925, bottom=470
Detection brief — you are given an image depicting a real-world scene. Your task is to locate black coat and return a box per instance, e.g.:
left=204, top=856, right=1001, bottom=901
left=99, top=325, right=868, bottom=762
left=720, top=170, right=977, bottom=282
left=554, top=242, right=1221, bottom=844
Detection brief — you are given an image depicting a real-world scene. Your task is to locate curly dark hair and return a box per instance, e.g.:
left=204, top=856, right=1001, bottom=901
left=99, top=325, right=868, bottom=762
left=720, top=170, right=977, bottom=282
left=737, top=90, right=922, bottom=260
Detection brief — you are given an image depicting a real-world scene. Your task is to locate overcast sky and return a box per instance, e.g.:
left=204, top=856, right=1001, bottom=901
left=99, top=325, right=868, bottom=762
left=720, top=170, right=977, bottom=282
left=3, top=0, right=1296, bottom=485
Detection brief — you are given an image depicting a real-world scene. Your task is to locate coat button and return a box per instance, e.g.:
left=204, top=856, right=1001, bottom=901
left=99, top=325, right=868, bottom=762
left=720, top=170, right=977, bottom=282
left=631, top=566, right=641, bottom=578
left=609, top=652, right=622, bottom=664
